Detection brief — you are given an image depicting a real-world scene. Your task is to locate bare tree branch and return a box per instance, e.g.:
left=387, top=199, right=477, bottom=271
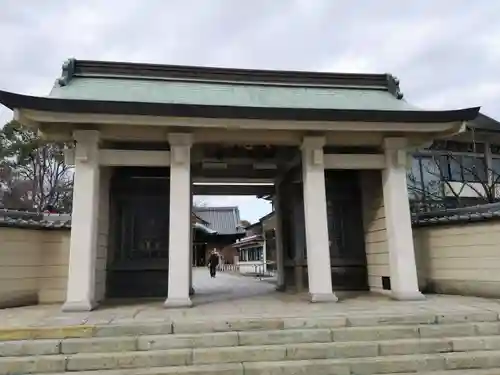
left=0, top=120, right=74, bottom=212
left=409, top=150, right=500, bottom=213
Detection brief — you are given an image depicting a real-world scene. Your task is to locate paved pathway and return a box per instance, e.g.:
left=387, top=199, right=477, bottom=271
left=192, top=268, right=276, bottom=305
left=3, top=269, right=500, bottom=328
left=2, top=293, right=500, bottom=328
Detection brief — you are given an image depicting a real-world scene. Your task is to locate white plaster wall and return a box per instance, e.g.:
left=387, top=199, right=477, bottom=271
left=39, top=231, right=71, bottom=303
left=0, top=228, right=42, bottom=307
left=414, top=220, right=500, bottom=298
left=0, top=227, right=71, bottom=307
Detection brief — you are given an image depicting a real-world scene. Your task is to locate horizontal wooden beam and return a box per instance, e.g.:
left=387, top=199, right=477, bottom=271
left=64, top=149, right=171, bottom=167
left=23, top=109, right=463, bottom=132
left=99, top=149, right=170, bottom=167
left=192, top=184, right=274, bottom=196
left=324, top=154, right=385, bottom=170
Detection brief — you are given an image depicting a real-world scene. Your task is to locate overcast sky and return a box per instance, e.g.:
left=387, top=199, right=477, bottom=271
left=1, top=1, right=499, bottom=222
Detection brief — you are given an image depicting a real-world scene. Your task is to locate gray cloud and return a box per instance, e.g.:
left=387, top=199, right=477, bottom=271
left=1, top=0, right=499, bottom=125
left=1, top=0, right=499, bottom=221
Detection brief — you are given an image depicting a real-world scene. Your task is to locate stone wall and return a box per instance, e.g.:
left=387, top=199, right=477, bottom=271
left=360, top=170, right=390, bottom=294
left=414, top=219, right=500, bottom=298
left=0, top=227, right=70, bottom=308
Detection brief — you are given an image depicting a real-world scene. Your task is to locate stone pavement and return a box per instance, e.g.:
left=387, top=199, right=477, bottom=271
left=2, top=268, right=500, bottom=329
left=192, top=267, right=276, bottom=305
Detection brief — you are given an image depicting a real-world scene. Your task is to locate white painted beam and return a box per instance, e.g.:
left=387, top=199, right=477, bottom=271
left=65, top=149, right=171, bottom=167
left=99, top=149, right=170, bottom=167
left=324, top=154, right=385, bottom=170
left=22, top=109, right=463, bottom=133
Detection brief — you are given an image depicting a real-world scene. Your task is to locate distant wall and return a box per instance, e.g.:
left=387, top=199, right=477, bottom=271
left=414, top=219, right=500, bottom=298
left=0, top=227, right=70, bottom=308
left=220, top=245, right=237, bottom=264
left=360, top=170, right=390, bottom=294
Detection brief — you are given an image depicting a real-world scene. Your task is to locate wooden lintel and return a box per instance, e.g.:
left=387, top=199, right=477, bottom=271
left=99, top=149, right=170, bottom=167
left=324, top=154, right=385, bottom=170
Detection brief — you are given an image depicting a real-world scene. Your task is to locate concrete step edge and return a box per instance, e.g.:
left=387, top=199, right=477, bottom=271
left=4, top=350, right=500, bottom=374
left=3, top=325, right=500, bottom=356
left=1, top=311, right=498, bottom=341
left=38, top=363, right=244, bottom=375
left=242, top=351, right=500, bottom=374
left=3, top=340, right=500, bottom=367
left=387, top=369, right=500, bottom=375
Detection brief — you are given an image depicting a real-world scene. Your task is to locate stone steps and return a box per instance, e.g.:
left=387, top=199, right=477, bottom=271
left=2, top=322, right=500, bottom=355
left=14, top=351, right=500, bottom=375
left=3, top=334, right=500, bottom=373
left=2, top=311, right=500, bottom=374
left=3, top=333, right=500, bottom=357
left=1, top=311, right=498, bottom=341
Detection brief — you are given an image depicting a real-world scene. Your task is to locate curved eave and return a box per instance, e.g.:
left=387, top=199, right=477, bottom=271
left=0, top=90, right=480, bottom=123
left=193, top=222, right=217, bottom=235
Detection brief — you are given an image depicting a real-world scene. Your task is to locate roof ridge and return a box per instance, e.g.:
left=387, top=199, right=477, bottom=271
left=193, top=206, right=240, bottom=210
left=56, top=58, right=405, bottom=99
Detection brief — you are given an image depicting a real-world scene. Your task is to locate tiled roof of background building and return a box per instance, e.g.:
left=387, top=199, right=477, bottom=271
left=193, top=206, right=244, bottom=235
left=412, top=203, right=500, bottom=227
left=0, top=210, right=71, bottom=230
left=0, top=207, right=242, bottom=234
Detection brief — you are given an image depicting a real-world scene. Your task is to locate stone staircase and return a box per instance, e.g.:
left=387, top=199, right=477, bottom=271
left=3, top=311, right=500, bottom=374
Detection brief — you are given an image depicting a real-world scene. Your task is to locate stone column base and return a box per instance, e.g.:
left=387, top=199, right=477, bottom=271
left=310, top=292, right=339, bottom=303
left=391, top=290, right=426, bottom=301
left=61, top=300, right=97, bottom=312
left=275, top=284, right=286, bottom=292
left=164, top=297, right=193, bottom=309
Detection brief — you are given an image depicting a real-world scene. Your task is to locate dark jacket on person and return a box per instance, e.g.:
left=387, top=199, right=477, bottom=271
left=208, top=253, right=219, bottom=268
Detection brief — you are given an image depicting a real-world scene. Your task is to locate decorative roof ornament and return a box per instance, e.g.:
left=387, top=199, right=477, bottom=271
left=386, top=74, right=404, bottom=100
left=56, top=58, right=76, bottom=87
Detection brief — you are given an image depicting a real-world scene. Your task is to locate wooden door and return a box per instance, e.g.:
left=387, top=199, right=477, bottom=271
left=325, top=170, right=368, bottom=290
left=107, top=168, right=171, bottom=298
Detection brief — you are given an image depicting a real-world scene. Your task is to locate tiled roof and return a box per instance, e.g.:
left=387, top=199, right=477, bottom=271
left=0, top=208, right=236, bottom=234
left=233, top=234, right=264, bottom=248
left=468, top=113, right=500, bottom=133
left=412, top=203, right=500, bottom=227
left=0, top=58, right=481, bottom=125
left=52, top=58, right=407, bottom=101
left=193, top=206, right=245, bottom=235
left=0, top=210, right=71, bottom=230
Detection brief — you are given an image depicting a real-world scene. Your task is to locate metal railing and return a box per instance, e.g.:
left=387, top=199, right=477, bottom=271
left=251, top=261, right=277, bottom=279
left=217, top=263, right=240, bottom=272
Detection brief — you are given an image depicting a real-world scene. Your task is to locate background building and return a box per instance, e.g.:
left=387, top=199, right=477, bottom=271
left=409, top=113, right=500, bottom=213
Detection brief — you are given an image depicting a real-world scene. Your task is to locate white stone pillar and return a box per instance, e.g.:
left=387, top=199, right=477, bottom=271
left=274, top=184, right=285, bottom=291
left=95, top=167, right=111, bottom=303
left=62, top=130, right=101, bottom=312
left=382, top=138, right=424, bottom=301
left=189, top=181, right=194, bottom=296
left=262, top=233, right=267, bottom=274
left=164, top=133, right=193, bottom=308
left=301, top=136, right=338, bottom=303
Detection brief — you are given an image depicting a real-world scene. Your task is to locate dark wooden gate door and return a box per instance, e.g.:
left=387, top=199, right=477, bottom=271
left=325, top=170, right=368, bottom=290
left=107, top=168, right=171, bottom=298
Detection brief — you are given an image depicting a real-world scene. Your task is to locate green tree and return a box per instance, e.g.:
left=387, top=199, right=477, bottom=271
left=0, top=120, right=73, bottom=212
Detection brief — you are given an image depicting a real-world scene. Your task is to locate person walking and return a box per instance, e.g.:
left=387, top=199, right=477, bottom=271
left=208, top=250, right=219, bottom=278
